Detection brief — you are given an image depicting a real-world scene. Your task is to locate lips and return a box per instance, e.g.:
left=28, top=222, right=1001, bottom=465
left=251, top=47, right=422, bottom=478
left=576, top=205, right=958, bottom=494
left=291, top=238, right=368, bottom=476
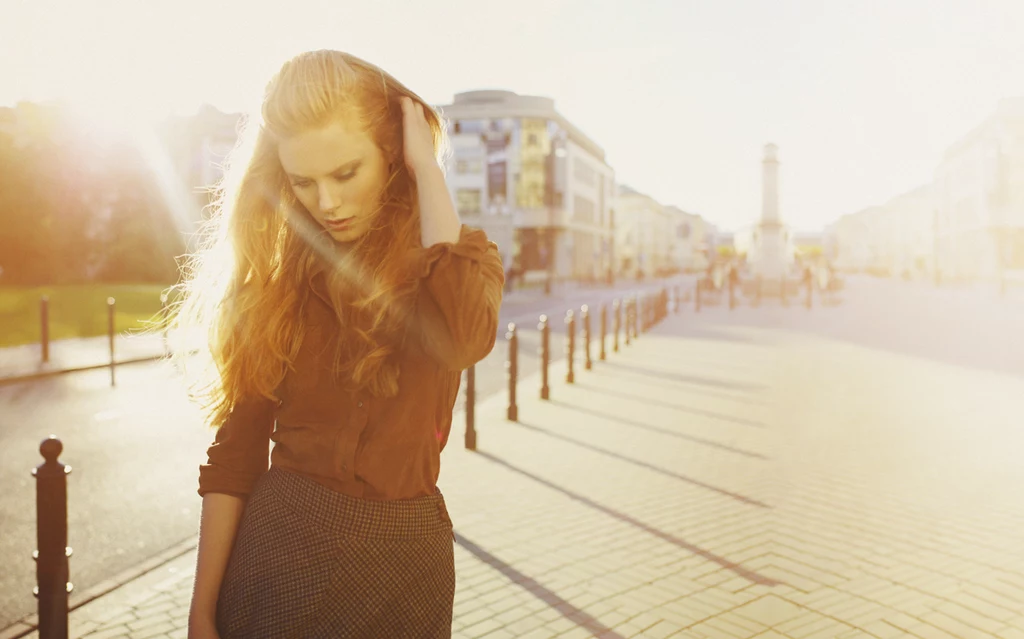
left=325, top=218, right=353, bottom=230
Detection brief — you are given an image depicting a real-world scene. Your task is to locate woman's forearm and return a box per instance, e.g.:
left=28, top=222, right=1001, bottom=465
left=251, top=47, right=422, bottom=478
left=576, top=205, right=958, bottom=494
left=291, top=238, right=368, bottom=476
left=415, top=164, right=461, bottom=248
left=189, top=493, right=247, bottom=621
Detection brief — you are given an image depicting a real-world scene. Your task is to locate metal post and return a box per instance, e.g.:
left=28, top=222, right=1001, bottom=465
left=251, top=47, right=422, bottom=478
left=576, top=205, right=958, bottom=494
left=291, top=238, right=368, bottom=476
left=583, top=305, right=592, bottom=370
left=33, top=436, right=72, bottom=639
left=806, top=273, right=813, bottom=309
left=613, top=300, right=621, bottom=352
left=107, top=298, right=116, bottom=387
left=695, top=281, right=702, bottom=313
left=506, top=323, right=518, bottom=421
left=729, top=275, right=736, bottom=310
left=625, top=300, right=632, bottom=346
left=599, top=305, right=607, bottom=361
left=565, top=310, right=575, bottom=384
left=633, top=295, right=641, bottom=338
left=539, top=315, right=550, bottom=400
left=41, top=296, right=50, bottom=364
left=465, top=365, right=476, bottom=450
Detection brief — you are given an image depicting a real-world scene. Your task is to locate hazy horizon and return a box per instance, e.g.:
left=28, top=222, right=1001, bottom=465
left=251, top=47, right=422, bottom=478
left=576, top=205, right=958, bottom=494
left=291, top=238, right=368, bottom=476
left=3, top=0, right=1023, bottom=233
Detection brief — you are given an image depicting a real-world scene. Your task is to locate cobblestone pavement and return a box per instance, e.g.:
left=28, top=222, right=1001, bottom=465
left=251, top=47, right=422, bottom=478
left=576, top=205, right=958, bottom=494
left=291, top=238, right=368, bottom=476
left=8, top=281, right=1024, bottom=638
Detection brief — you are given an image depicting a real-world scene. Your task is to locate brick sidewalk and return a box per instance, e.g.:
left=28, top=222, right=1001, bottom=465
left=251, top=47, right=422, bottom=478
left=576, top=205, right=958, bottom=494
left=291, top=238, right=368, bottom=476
left=11, top=305, right=1024, bottom=638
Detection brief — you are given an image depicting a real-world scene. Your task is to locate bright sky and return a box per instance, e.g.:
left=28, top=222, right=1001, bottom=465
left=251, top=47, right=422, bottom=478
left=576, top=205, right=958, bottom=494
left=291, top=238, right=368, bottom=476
left=3, top=0, right=1023, bottom=232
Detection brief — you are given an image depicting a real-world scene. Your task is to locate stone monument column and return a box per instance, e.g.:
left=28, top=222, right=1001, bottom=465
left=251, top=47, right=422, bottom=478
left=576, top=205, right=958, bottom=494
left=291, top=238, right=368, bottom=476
left=750, top=143, right=788, bottom=281
left=762, top=144, right=780, bottom=225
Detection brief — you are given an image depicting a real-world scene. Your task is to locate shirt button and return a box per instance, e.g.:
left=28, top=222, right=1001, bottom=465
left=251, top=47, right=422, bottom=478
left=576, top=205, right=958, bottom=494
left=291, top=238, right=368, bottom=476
left=357, top=401, right=364, bottom=408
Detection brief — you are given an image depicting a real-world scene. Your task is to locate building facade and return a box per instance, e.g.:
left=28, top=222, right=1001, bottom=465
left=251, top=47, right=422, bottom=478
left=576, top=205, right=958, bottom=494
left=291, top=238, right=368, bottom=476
left=437, top=90, right=615, bottom=283
left=932, top=98, right=1024, bottom=281
left=825, top=97, right=1024, bottom=282
left=665, top=206, right=713, bottom=273
left=612, top=186, right=674, bottom=278
left=156, top=104, right=243, bottom=249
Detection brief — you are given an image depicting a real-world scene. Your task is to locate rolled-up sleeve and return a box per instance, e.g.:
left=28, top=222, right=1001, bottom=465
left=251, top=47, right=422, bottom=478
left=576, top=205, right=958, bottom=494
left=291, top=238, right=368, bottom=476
left=197, top=394, right=276, bottom=499
left=413, top=225, right=504, bottom=371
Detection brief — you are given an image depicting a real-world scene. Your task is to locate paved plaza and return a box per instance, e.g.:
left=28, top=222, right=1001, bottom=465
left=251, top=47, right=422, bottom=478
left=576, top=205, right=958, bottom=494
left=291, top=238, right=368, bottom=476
left=6, top=280, right=1024, bottom=638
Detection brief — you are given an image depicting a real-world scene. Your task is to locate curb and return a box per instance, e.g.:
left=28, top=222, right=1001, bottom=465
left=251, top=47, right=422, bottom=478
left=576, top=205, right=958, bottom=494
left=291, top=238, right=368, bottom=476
left=0, top=537, right=199, bottom=639
left=0, top=350, right=201, bottom=387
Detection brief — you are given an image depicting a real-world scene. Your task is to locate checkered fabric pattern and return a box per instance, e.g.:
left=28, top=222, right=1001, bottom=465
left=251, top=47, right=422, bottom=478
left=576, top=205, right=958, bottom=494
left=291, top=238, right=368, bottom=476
left=215, top=466, right=456, bottom=638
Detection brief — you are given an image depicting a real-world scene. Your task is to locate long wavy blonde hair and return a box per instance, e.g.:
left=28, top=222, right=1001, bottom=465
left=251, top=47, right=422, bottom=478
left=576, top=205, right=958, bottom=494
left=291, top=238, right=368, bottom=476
left=167, top=50, right=449, bottom=429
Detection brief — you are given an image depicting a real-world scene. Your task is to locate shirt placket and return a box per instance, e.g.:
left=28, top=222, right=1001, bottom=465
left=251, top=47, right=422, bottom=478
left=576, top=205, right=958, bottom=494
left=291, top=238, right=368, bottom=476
left=334, top=394, right=369, bottom=482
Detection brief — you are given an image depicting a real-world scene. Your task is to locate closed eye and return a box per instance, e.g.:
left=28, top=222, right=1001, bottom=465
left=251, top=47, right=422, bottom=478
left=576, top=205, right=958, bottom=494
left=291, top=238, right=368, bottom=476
left=291, top=179, right=313, bottom=188
left=334, top=171, right=356, bottom=182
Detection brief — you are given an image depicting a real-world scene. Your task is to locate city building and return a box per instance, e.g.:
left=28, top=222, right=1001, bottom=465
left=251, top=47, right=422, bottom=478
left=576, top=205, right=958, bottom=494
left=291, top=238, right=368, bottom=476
left=665, top=206, right=714, bottom=273
left=612, top=185, right=675, bottom=278
left=436, top=90, right=615, bottom=284
left=156, top=104, right=243, bottom=248
left=826, top=98, right=1024, bottom=283
left=933, top=97, right=1024, bottom=281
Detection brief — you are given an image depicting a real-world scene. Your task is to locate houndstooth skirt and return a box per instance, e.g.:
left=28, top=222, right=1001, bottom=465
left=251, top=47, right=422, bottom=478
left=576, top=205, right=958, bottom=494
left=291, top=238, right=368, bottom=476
left=215, top=465, right=456, bottom=638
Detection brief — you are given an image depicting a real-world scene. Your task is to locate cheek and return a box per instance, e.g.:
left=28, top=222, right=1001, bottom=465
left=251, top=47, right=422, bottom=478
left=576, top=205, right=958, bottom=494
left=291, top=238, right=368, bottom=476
left=351, top=174, right=387, bottom=213
left=292, top=187, right=319, bottom=215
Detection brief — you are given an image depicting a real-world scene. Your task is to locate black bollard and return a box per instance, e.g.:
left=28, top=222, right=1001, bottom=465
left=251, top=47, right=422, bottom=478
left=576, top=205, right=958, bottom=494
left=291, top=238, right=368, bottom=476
left=506, top=323, right=518, bottom=421
left=565, top=310, right=576, bottom=384
left=613, top=300, right=621, bottom=353
left=41, top=296, right=50, bottom=364
left=107, top=297, right=116, bottom=387
left=539, top=315, right=550, bottom=400
left=465, top=365, right=476, bottom=450
left=599, top=305, right=607, bottom=361
left=33, top=436, right=72, bottom=639
left=583, top=305, right=592, bottom=370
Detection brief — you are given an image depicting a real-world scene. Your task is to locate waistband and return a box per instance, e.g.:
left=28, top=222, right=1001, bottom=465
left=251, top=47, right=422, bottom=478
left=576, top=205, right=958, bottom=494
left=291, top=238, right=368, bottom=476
left=262, top=465, right=452, bottom=541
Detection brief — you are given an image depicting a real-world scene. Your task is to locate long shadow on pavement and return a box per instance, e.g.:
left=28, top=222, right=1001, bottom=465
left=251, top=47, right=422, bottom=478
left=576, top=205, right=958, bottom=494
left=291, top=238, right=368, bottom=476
left=512, top=419, right=770, bottom=507
left=580, top=367, right=768, bottom=407
left=475, top=450, right=783, bottom=587
left=599, top=361, right=767, bottom=393
left=452, top=531, right=628, bottom=639
left=571, top=383, right=768, bottom=429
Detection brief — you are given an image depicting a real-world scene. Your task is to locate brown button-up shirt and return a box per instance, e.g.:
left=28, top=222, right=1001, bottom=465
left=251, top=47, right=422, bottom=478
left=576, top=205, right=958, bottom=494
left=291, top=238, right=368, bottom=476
left=197, top=225, right=504, bottom=501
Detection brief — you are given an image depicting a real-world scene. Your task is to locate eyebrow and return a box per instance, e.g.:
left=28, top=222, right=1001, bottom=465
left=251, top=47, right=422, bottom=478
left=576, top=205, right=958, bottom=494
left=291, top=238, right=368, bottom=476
left=285, top=159, right=361, bottom=180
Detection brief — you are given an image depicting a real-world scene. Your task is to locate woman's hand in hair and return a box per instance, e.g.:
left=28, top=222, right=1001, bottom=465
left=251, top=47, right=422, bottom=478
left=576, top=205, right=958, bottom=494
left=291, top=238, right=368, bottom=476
left=400, top=96, right=437, bottom=179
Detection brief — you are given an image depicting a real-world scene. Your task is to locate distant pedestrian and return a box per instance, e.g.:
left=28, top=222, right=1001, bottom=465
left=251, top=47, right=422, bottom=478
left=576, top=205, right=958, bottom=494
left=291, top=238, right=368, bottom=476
left=171, top=50, right=504, bottom=638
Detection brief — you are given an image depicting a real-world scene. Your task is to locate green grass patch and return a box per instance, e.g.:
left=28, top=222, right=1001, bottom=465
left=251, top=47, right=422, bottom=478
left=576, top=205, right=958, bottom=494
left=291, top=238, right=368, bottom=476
left=0, top=284, right=180, bottom=348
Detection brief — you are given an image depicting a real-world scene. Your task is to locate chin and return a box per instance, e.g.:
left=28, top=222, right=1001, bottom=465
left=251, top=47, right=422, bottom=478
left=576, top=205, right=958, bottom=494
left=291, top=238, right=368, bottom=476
left=327, top=226, right=363, bottom=243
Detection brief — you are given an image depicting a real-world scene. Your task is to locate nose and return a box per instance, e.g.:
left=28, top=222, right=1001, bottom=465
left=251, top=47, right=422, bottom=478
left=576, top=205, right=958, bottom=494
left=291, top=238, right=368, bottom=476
left=317, top=182, right=338, bottom=213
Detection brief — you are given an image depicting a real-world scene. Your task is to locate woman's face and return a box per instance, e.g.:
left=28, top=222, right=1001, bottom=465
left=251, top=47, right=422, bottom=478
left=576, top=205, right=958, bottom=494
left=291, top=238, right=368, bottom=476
left=278, top=118, right=390, bottom=243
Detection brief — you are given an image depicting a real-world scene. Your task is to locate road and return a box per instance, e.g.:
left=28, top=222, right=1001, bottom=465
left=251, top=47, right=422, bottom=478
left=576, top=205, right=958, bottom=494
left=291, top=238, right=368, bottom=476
left=0, top=278, right=677, bottom=631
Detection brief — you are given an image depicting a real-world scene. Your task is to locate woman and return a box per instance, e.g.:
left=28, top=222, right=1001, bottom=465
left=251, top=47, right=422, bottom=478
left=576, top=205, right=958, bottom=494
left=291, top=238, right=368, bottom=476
left=174, top=50, right=504, bottom=638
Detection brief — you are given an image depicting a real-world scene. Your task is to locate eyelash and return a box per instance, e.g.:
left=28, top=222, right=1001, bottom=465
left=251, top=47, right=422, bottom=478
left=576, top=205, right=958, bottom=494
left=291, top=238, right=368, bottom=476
left=292, top=172, right=356, bottom=188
